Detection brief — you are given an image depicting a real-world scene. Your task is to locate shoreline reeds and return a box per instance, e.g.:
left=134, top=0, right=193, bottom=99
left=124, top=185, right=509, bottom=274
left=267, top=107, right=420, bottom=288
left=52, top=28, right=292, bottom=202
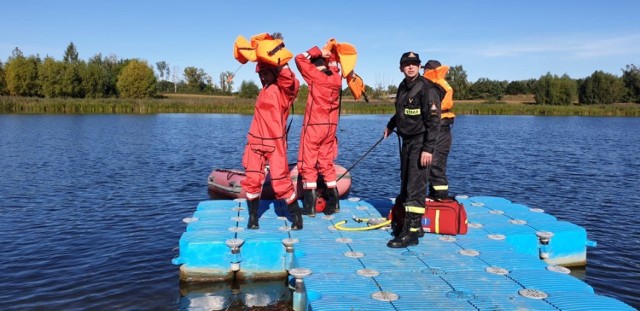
left=1, top=95, right=638, bottom=117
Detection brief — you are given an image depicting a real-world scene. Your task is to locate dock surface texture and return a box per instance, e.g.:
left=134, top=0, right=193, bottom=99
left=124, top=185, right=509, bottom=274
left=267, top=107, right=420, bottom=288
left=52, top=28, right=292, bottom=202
left=173, top=196, right=635, bottom=310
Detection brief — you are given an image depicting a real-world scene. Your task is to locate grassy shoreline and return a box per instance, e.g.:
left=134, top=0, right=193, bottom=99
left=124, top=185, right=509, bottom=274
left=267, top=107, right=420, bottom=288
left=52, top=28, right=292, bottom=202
left=1, top=94, right=639, bottom=116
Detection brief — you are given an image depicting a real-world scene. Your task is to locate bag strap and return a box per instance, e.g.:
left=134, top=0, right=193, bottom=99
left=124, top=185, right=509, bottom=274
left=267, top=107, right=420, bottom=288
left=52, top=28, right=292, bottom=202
left=406, top=78, right=424, bottom=102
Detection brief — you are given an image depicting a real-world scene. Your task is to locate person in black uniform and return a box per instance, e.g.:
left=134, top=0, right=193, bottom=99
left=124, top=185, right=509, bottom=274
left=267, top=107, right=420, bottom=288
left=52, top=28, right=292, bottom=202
left=384, top=51, right=442, bottom=248
left=422, top=59, right=454, bottom=200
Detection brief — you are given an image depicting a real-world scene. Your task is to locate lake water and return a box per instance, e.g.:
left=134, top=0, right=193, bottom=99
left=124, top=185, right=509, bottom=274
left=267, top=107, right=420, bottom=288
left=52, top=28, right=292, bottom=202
left=0, top=114, right=638, bottom=310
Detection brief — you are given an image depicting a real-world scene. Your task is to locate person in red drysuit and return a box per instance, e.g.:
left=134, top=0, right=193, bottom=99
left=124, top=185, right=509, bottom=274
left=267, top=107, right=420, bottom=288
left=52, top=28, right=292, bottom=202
left=240, top=60, right=302, bottom=230
left=295, top=44, right=343, bottom=217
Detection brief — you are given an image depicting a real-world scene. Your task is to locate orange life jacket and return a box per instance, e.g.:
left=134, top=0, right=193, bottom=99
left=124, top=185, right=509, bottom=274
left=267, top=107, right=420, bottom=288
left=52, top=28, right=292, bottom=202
left=233, top=33, right=293, bottom=66
left=233, top=35, right=255, bottom=64
left=423, top=65, right=455, bottom=119
left=324, top=39, right=358, bottom=78
left=252, top=33, right=292, bottom=66
left=322, top=38, right=366, bottom=101
left=346, top=72, right=367, bottom=102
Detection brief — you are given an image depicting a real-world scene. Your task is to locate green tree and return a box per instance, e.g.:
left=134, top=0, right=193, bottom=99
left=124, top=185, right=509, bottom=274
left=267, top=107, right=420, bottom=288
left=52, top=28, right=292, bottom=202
left=157, top=80, right=174, bottom=93
left=238, top=80, right=259, bottom=98
left=364, top=84, right=374, bottom=98
left=505, top=80, right=528, bottom=95
left=578, top=71, right=624, bottom=105
left=468, top=78, right=505, bottom=100
left=219, top=71, right=233, bottom=94
left=62, top=61, right=84, bottom=98
left=116, top=59, right=157, bottom=98
left=372, top=81, right=386, bottom=100
left=155, top=61, right=169, bottom=81
left=524, top=79, right=537, bottom=94
left=105, top=56, right=127, bottom=97
left=387, top=84, right=398, bottom=95
left=534, top=73, right=577, bottom=105
left=82, top=54, right=109, bottom=98
left=204, top=74, right=224, bottom=95
left=448, top=65, right=469, bottom=100
left=557, top=74, right=578, bottom=105
left=5, top=49, right=41, bottom=97
left=0, top=60, right=7, bottom=95
left=38, top=56, right=65, bottom=97
left=11, top=47, right=23, bottom=58
left=184, top=66, right=207, bottom=91
left=63, top=42, right=79, bottom=63
left=621, top=64, right=640, bottom=103
left=297, top=84, right=309, bottom=102
left=342, top=86, right=352, bottom=98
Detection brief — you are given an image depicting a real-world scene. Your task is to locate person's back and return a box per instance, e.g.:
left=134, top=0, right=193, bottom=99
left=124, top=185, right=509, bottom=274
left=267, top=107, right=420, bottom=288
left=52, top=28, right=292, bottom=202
left=297, top=54, right=342, bottom=126
left=247, top=63, right=298, bottom=141
left=294, top=44, right=343, bottom=217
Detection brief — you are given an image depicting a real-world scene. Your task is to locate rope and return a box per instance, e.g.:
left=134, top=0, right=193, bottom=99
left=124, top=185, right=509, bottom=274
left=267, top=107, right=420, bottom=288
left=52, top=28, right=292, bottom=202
left=337, top=135, right=385, bottom=181
left=227, top=63, right=244, bottom=83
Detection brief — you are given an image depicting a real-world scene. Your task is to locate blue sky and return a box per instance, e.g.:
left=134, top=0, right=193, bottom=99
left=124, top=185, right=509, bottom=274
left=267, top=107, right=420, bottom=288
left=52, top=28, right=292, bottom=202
left=2, top=0, right=639, bottom=91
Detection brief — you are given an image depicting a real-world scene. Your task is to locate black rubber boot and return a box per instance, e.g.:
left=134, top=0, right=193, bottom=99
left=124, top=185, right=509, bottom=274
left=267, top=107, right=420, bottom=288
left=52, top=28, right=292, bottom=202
left=301, top=189, right=317, bottom=217
left=324, top=187, right=340, bottom=215
left=288, top=200, right=303, bottom=230
left=387, top=212, right=421, bottom=248
left=247, top=199, right=260, bottom=229
left=391, top=218, right=403, bottom=237
left=392, top=220, right=422, bottom=237
left=429, top=186, right=448, bottom=202
left=389, top=201, right=405, bottom=237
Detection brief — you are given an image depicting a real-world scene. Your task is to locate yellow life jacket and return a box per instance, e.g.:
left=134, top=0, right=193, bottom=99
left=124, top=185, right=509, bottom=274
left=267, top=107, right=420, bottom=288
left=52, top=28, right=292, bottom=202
left=424, top=65, right=455, bottom=119
left=251, top=33, right=293, bottom=67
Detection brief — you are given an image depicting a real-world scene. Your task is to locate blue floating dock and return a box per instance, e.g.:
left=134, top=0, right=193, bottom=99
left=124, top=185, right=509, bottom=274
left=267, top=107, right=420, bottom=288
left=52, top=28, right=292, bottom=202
left=173, top=196, right=634, bottom=310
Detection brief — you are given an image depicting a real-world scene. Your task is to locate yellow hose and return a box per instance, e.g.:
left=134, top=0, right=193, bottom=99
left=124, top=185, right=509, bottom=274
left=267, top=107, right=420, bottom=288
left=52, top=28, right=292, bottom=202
left=334, top=219, right=391, bottom=231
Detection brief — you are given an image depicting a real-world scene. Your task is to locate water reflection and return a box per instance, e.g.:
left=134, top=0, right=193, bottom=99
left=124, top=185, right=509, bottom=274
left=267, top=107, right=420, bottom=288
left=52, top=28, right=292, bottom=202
left=179, top=277, right=292, bottom=311
left=570, top=266, right=587, bottom=281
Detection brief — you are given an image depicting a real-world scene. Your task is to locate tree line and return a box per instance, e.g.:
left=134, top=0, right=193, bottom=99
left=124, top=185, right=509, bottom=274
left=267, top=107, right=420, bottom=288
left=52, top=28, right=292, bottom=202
left=444, top=64, right=640, bottom=105
left=236, top=64, right=640, bottom=105
left=2, top=42, right=639, bottom=105
left=0, top=42, right=234, bottom=99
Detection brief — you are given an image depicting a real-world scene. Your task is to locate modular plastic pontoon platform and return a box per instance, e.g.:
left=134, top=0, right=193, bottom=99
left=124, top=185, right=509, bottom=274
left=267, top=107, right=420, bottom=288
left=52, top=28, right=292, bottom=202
left=173, top=196, right=634, bottom=310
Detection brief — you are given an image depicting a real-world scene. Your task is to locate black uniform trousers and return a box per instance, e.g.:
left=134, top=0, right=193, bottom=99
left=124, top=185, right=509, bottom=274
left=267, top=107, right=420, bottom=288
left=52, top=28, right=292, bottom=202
left=398, top=134, right=428, bottom=211
left=429, top=123, right=452, bottom=199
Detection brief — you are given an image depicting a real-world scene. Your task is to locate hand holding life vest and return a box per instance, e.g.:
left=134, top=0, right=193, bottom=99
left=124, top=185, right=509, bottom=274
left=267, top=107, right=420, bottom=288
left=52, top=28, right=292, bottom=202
left=233, top=33, right=293, bottom=67
left=323, top=38, right=358, bottom=78
left=323, top=38, right=338, bottom=53
left=321, top=38, right=366, bottom=101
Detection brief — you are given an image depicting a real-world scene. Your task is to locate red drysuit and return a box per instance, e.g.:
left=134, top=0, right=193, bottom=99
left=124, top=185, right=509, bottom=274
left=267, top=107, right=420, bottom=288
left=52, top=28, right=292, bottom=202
left=295, top=46, right=343, bottom=190
left=241, top=63, right=300, bottom=203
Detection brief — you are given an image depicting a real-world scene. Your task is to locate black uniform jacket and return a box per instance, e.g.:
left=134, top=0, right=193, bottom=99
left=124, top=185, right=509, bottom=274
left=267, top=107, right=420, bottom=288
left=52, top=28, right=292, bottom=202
left=387, top=76, right=443, bottom=153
